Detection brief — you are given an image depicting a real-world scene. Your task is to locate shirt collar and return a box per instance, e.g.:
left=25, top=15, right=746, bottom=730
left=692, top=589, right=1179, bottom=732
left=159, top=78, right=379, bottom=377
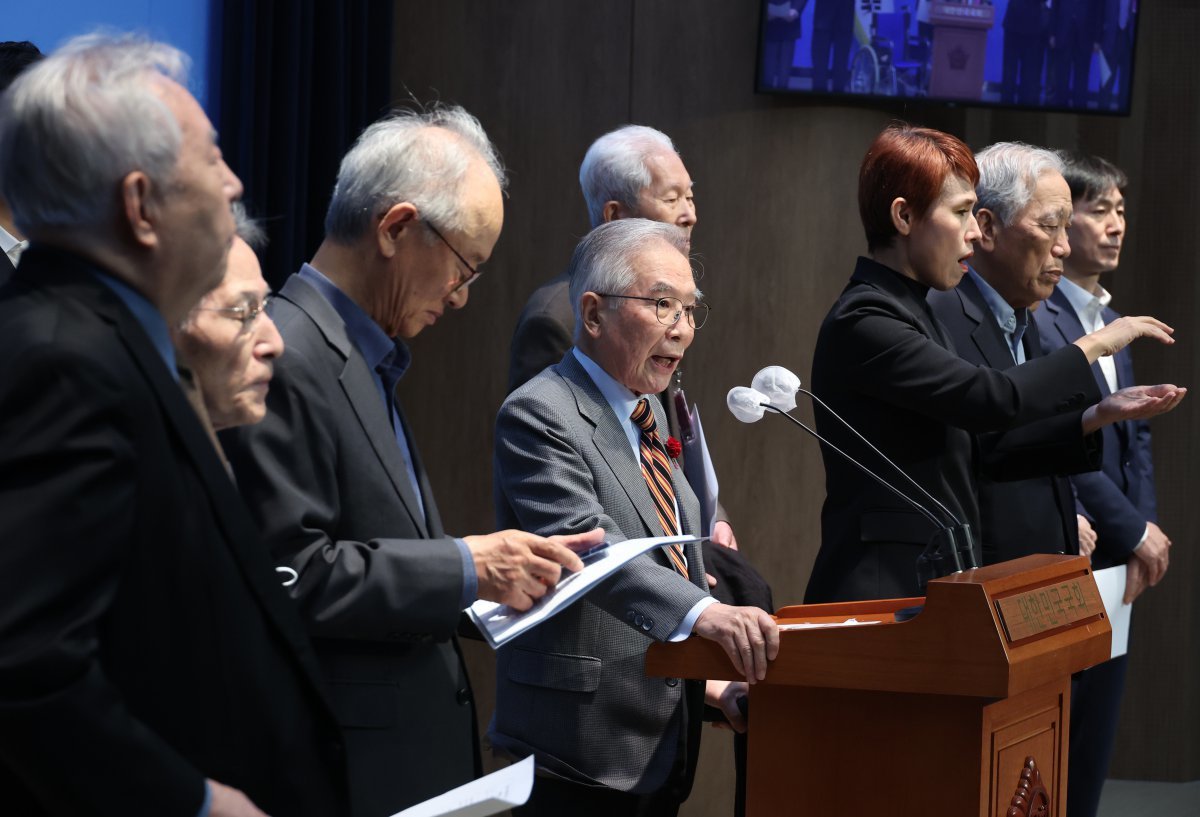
left=572, top=347, right=642, bottom=427
left=1058, top=275, right=1112, bottom=323
left=968, top=268, right=1028, bottom=336
left=298, top=262, right=412, bottom=379
left=91, top=271, right=178, bottom=381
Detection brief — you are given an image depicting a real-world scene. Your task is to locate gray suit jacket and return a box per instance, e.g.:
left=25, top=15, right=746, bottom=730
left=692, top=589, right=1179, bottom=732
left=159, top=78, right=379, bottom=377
left=221, top=272, right=477, bottom=817
left=491, top=352, right=710, bottom=795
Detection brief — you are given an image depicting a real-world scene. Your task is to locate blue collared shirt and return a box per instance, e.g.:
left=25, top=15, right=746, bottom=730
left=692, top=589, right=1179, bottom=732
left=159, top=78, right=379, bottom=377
left=571, top=348, right=715, bottom=639
left=93, top=272, right=178, bottom=381
left=297, top=264, right=477, bottom=608
left=969, top=268, right=1028, bottom=364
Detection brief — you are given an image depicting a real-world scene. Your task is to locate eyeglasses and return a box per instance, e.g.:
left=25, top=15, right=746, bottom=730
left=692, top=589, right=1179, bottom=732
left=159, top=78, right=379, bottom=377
left=424, top=220, right=480, bottom=293
left=196, top=293, right=274, bottom=331
left=596, top=293, right=710, bottom=329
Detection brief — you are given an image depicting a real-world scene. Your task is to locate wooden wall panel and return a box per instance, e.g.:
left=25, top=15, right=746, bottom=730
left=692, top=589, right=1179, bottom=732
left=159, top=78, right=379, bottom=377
left=388, top=0, right=1199, bottom=799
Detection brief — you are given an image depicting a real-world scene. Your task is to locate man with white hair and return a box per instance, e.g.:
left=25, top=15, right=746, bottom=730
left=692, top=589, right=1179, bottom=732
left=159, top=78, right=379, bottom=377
left=493, top=218, right=779, bottom=816
left=0, top=33, right=348, bottom=817
left=220, top=107, right=595, bottom=817
left=929, top=142, right=1100, bottom=565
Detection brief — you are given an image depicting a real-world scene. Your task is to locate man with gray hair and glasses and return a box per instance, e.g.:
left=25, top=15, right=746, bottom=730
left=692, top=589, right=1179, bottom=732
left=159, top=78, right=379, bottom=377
left=493, top=218, right=779, bottom=816
left=0, top=33, right=349, bottom=817
left=220, top=107, right=595, bottom=817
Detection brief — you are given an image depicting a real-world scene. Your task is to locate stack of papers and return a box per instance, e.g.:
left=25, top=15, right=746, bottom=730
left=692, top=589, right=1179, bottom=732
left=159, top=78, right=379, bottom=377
left=467, top=534, right=700, bottom=649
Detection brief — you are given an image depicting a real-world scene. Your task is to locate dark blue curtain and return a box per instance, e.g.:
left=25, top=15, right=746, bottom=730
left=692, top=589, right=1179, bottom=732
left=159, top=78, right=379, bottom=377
left=210, top=0, right=395, bottom=288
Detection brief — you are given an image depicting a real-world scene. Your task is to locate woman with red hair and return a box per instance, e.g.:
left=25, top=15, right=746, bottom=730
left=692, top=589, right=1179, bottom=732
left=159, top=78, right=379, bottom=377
left=804, top=124, right=1174, bottom=604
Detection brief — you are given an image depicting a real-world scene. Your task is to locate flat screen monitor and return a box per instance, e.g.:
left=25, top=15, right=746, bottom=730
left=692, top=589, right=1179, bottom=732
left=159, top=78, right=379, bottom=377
left=757, top=1, right=1140, bottom=115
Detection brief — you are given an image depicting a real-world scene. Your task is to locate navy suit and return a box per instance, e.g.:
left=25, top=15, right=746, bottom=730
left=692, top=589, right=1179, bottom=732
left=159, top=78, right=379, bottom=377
left=1034, top=284, right=1154, bottom=817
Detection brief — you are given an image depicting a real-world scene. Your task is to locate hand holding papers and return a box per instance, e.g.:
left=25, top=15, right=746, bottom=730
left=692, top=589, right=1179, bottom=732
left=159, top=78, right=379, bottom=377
left=390, top=756, right=534, bottom=817
left=467, top=534, right=701, bottom=649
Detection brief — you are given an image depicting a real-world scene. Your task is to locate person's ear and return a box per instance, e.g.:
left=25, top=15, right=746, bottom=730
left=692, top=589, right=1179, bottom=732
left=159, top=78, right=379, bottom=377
left=601, top=201, right=626, bottom=223
left=975, top=208, right=1000, bottom=252
left=121, top=171, right=157, bottom=248
left=579, top=292, right=605, bottom=338
left=376, top=202, right=419, bottom=258
left=889, top=197, right=914, bottom=237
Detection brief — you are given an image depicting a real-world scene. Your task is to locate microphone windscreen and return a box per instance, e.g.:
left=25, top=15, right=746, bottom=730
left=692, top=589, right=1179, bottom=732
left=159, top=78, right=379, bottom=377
left=752, top=366, right=801, bottom=412
left=727, top=387, right=768, bottom=423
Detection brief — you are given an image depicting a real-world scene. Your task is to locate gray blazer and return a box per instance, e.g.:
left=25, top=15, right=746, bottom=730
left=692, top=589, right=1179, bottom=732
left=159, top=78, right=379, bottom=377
left=490, top=351, right=710, bottom=795
left=221, top=272, right=477, bottom=817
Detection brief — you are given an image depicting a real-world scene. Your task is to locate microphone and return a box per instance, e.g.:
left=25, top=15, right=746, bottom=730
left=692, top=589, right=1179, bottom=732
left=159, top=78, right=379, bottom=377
left=728, top=368, right=978, bottom=590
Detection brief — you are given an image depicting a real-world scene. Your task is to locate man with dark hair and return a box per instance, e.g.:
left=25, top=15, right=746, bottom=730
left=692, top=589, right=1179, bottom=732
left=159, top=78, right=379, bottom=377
left=0, top=40, right=43, bottom=272
left=1034, top=151, right=1166, bottom=817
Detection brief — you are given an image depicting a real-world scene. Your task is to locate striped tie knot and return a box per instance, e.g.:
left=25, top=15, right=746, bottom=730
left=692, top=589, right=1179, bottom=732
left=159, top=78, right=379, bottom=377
left=631, top=397, right=657, bottom=434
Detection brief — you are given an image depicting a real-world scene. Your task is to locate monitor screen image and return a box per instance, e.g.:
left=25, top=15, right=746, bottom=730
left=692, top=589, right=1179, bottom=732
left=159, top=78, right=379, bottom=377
left=757, top=0, right=1140, bottom=115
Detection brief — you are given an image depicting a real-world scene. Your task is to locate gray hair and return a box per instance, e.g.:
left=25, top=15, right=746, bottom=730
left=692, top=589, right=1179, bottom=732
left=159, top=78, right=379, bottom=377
left=568, top=218, right=696, bottom=336
left=0, top=31, right=188, bottom=235
left=974, top=142, right=1065, bottom=225
left=579, top=125, right=678, bottom=229
left=232, top=201, right=268, bottom=251
left=323, top=104, right=507, bottom=243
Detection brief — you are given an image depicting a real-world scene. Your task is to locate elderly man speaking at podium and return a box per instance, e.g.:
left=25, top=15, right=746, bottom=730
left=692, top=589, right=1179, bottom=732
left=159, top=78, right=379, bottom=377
left=491, top=218, right=779, bottom=817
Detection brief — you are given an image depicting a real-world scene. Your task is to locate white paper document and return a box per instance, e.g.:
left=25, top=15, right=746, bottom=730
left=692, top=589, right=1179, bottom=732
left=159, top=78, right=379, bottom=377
left=1092, top=565, right=1131, bottom=659
left=778, top=618, right=882, bottom=630
left=391, top=755, right=534, bottom=817
left=467, top=534, right=701, bottom=649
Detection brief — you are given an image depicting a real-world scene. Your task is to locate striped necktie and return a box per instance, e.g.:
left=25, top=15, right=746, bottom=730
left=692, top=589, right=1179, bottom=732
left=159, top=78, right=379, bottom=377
left=631, top=397, right=688, bottom=577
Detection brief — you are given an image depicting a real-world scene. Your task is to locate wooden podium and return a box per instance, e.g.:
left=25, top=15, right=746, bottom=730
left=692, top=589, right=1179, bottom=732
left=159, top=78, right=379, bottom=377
left=646, top=554, right=1111, bottom=816
left=928, top=0, right=995, bottom=100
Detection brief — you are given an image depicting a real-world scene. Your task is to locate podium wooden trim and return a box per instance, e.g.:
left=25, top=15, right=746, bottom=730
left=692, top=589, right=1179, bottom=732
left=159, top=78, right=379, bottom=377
left=646, top=555, right=1111, bottom=816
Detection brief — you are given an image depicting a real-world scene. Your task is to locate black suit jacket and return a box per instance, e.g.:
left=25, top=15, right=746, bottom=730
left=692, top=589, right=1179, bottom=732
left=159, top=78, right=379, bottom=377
left=927, top=274, right=1102, bottom=564
left=805, top=258, right=1099, bottom=603
left=0, top=248, right=348, bottom=817
left=222, top=271, right=479, bottom=817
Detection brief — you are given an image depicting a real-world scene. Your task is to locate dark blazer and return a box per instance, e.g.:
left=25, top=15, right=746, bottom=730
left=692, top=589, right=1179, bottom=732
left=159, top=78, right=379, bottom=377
left=806, top=257, right=1099, bottom=603
left=1034, top=286, right=1156, bottom=568
left=927, top=274, right=1102, bottom=564
left=492, top=352, right=709, bottom=797
left=0, top=248, right=348, bottom=817
left=221, top=272, right=478, bottom=817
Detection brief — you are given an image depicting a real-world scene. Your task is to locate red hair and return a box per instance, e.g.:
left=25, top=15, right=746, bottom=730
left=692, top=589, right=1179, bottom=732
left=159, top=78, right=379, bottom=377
left=858, top=124, right=979, bottom=252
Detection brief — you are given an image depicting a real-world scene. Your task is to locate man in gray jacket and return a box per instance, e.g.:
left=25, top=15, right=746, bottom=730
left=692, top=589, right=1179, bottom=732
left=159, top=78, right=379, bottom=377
left=493, top=218, right=779, bottom=816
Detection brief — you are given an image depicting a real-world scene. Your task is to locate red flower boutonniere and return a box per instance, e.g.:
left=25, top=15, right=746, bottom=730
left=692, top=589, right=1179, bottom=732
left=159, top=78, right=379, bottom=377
left=665, top=436, right=683, bottom=460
